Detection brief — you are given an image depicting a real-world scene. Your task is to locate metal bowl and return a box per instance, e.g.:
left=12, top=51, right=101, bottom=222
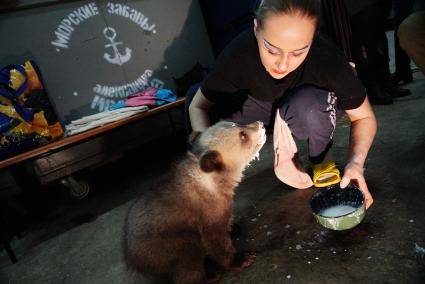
left=310, top=184, right=365, bottom=230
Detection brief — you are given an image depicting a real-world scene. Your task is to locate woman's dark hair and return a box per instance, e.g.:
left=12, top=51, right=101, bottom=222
left=255, top=0, right=321, bottom=29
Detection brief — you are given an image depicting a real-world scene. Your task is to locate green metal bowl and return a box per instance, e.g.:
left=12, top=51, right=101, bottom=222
left=310, top=184, right=365, bottom=230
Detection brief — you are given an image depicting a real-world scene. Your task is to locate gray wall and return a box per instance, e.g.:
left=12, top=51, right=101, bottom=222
left=0, top=0, right=214, bottom=124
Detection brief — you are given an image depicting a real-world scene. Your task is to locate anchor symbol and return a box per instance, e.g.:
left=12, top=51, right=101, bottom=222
left=103, top=27, right=132, bottom=66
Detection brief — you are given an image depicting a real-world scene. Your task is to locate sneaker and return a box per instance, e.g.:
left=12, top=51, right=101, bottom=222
left=391, top=71, right=413, bottom=85
left=382, top=82, right=411, bottom=97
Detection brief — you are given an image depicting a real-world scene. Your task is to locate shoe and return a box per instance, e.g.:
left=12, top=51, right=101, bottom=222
left=391, top=71, right=413, bottom=85
left=367, top=85, right=393, bottom=105
left=312, top=161, right=341, bottom=188
left=382, top=81, right=411, bottom=97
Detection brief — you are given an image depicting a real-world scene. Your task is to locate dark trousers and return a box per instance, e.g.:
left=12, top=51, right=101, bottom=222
left=350, top=1, right=393, bottom=90
left=393, top=0, right=414, bottom=75
left=185, top=85, right=342, bottom=164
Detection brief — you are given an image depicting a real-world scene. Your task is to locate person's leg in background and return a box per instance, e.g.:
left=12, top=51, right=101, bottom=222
left=374, top=0, right=411, bottom=98
left=349, top=2, right=394, bottom=105
left=392, top=0, right=415, bottom=84
left=398, top=11, right=425, bottom=75
left=278, top=85, right=343, bottom=187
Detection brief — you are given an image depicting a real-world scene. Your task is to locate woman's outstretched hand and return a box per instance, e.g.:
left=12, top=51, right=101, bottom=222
left=340, top=161, right=373, bottom=209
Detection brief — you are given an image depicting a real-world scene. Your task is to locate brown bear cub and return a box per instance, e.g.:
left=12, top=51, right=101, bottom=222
left=123, top=121, right=266, bottom=283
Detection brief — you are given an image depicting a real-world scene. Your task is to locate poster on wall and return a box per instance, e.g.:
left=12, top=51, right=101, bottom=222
left=0, top=0, right=214, bottom=124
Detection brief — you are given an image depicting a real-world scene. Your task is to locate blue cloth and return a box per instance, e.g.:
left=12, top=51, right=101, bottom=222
left=155, top=89, right=176, bottom=106
left=110, top=100, right=126, bottom=110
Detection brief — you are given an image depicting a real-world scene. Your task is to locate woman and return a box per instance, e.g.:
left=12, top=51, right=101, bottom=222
left=187, top=0, right=376, bottom=209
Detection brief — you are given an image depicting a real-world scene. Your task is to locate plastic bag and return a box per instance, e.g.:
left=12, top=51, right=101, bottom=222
left=0, top=61, right=64, bottom=160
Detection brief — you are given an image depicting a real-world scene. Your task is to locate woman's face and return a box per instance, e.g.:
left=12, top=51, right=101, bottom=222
left=254, top=12, right=316, bottom=79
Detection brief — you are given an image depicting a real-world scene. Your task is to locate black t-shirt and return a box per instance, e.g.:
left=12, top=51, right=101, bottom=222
left=201, top=29, right=366, bottom=110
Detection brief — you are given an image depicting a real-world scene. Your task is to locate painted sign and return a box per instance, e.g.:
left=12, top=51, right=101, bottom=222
left=49, top=2, right=165, bottom=115
left=0, top=0, right=214, bottom=124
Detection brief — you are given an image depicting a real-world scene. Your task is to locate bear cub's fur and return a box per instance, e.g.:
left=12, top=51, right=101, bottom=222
left=123, top=121, right=266, bottom=283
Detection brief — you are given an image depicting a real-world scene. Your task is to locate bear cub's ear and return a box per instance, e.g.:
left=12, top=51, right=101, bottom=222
left=200, top=150, right=224, bottom=173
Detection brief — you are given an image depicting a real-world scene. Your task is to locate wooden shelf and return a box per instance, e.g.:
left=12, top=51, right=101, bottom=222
left=0, top=98, right=185, bottom=169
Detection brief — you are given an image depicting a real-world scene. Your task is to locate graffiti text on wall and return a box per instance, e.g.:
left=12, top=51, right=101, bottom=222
left=90, top=69, right=165, bottom=112
left=51, top=2, right=164, bottom=113
left=51, top=2, right=156, bottom=50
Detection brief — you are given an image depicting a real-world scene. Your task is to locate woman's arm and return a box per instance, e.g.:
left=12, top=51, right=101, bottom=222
left=188, top=88, right=214, bottom=132
left=342, top=96, right=377, bottom=209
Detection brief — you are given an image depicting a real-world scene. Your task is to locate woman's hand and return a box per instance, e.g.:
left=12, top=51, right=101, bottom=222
left=188, top=88, right=214, bottom=132
left=344, top=96, right=377, bottom=210
left=340, top=161, right=373, bottom=209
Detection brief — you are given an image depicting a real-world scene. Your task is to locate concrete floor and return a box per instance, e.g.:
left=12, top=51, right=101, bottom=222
left=1, top=49, right=425, bottom=283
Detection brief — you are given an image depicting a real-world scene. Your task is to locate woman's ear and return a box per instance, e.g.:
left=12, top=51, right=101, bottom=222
left=253, top=18, right=258, bottom=36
